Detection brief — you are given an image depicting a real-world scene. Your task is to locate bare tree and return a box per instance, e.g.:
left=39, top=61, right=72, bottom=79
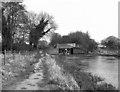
left=29, top=12, right=57, bottom=48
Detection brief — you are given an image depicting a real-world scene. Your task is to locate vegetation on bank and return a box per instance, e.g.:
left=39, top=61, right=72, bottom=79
left=99, top=36, right=120, bottom=56
left=1, top=49, right=119, bottom=91
left=1, top=52, right=39, bottom=89
left=44, top=54, right=80, bottom=90
left=54, top=55, right=118, bottom=91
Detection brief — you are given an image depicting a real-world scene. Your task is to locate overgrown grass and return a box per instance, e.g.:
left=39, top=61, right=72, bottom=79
left=1, top=52, right=39, bottom=89
left=44, top=54, right=80, bottom=90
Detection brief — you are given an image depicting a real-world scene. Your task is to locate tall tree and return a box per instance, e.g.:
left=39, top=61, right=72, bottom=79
left=29, top=12, right=57, bottom=48
left=2, top=2, right=28, bottom=51
left=50, top=32, right=62, bottom=46
left=2, top=6, right=8, bottom=51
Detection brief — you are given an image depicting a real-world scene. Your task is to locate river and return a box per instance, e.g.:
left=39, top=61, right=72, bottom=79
left=54, top=53, right=118, bottom=89
left=81, top=56, right=118, bottom=88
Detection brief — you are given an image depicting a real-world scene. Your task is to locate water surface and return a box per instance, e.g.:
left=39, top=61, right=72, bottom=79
left=81, top=56, right=118, bottom=88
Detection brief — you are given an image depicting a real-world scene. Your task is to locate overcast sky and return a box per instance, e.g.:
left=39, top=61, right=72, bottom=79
left=23, top=0, right=119, bottom=42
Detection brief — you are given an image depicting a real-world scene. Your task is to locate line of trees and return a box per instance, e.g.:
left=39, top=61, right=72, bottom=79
left=101, top=36, right=120, bottom=50
left=50, top=31, right=98, bottom=52
left=1, top=1, right=97, bottom=53
left=1, top=1, right=57, bottom=52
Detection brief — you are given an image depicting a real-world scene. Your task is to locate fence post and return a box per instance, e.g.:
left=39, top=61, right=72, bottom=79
left=13, top=50, right=15, bottom=59
left=3, top=50, right=6, bottom=65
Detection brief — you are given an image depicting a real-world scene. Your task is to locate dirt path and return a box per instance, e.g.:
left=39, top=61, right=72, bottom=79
left=4, top=52, right=80, bottom=91
left=6, top=58, right=44, bottom=90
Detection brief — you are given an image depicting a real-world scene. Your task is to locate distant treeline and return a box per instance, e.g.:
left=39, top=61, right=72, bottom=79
left=50, top=31, right=98, bottom=52
left=101, top=36, right=120, bottom=50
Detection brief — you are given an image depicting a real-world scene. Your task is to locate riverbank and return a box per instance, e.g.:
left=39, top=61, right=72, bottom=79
left=54, top=54, right=118, bottom=91
left=1, top=50, right=119, bottom=91
left=44, top=54, right=80, bottom=90
left=2, top=51, right=81, bottom=91
left=97, top=49, right=120, bottom=57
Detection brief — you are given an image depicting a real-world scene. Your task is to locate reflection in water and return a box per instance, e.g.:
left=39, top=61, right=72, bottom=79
left=81, top=56, right=118, bottom=88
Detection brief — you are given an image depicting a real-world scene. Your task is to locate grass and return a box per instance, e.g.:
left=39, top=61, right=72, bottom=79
left=44, top=54, right=80, bottom=90
left=1, top=49, right=119, bottom=91
left=1, top=51, right=39, bottom=90
left=54, top=54, right=118, bottom=91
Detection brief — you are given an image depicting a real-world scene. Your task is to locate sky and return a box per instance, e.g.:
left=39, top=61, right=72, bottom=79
left=23, top=0, right=119, bottom=42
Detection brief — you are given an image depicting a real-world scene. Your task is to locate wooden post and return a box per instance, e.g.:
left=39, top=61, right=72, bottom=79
left=3, top=51, right=5, bottom=65
left=13, top=50, right=15, bottom=59
left=3, top=50, right=6, bottom=65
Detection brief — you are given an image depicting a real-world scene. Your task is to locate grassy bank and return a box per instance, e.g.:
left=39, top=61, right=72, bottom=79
left=43, top=54, right=80, bottom=90
left=97, top=49, right=120, bottom=57
left=1, top=51, right=40, bottom=90
left=54, top=54, right=118, bottom=91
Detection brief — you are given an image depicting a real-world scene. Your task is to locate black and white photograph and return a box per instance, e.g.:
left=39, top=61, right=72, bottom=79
left=0, top=0, right=119, bottom=91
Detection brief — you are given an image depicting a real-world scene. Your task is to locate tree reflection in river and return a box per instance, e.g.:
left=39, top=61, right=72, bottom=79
left=81, top=56, right=118, bottom=88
